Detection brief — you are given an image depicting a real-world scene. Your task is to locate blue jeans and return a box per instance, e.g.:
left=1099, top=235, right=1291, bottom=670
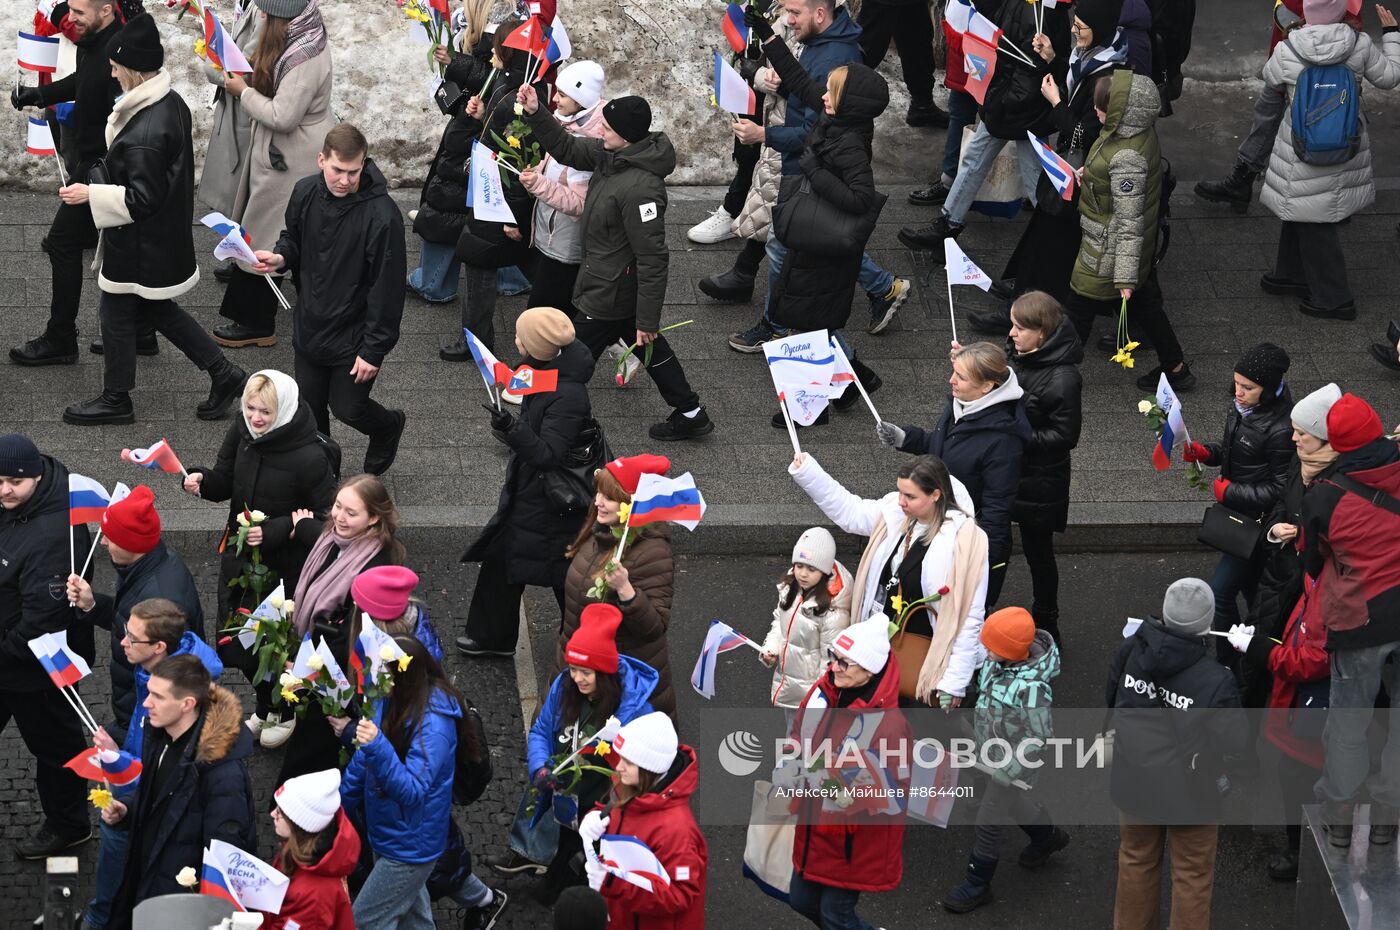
left=508, top=787, right=560, bottom=864
left=1208, top=550, right=1265, bottom=662
left=449, top=871, right=493, bottom=908
left=353, top=856, right=436, bottom=930
left=407, top=240, right=460, bottom=302
left=788, top=872, right=875, bottom=930
left=1318, top=641, right=1400, bottom=807
left=761, top=234, right=890, bottom=342
left=497, top=265, right=532, bottom=296
left=84, top=821, right=130, bottom=929
left=943, top=121, right=1043, bottom=225
left=941, top=90, right=979, bottom=181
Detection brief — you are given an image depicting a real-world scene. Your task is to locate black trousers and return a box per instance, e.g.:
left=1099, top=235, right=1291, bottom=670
left=723, top=137, right=764, bottom=218
left=100, top=291, right=223, bottom=393
left=734, top=237, right=768, bottom=278
left=275, top=701, right=345, bottom=789
left=530, top=253, right=581, bottom=319
left=41, top=198, right=99, bottom=341
left=0, top=686, right=90, bottom=836
left=1019, top=522, right=1060, bottom=614
left=293, top=351, right=399, bottom=438
left=1275, top=221, right=1352, bottom=311
left=1279, top=751, right=1320, bottom=851
left=857, top=1, right=934, bottom=103
left=465, top=554, right=565, bottom=651
left=219, top=265, right=283, bottom=334
left=1065, top=271, right=1185, bottom=370
left=574, top=313, right=701, bottom=413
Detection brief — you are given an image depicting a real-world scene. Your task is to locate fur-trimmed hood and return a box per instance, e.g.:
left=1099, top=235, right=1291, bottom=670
left=196, top=684, right=254, bottom=766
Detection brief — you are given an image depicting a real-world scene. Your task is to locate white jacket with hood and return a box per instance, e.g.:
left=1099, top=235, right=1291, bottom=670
left=762, top=560, right=854, bottom=708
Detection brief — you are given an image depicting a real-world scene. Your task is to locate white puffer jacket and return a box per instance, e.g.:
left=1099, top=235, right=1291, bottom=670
left=762, top=561, right=854, bottom=708
left=1260, top=25, right=1400, bottom=224
left=734, top=17, right=794, bottom=242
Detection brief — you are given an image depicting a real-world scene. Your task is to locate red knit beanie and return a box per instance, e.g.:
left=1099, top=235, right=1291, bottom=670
left=1326, top=393, right=1383, bottom=453
left=604, top=454, right=670, bottom=496
left=565, top=603, right=623, bottom=673
left=101, top=485, right=161, bottom=554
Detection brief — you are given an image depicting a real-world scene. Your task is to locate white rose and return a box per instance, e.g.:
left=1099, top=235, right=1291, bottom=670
left=268, top=595, right=284, bottom=610
left=282, top=599, right=295, bottom=616
left=279, top=671, right=301, bottom=688
left=1138, top=400, right=1153, bottom=415
left=176, top=866, right=198, bottom=888
left=379, top=645, right=397, bottom=662
left=250, top=509, right=268, bottom=523
left=307, top=654, right=325, bottom=671
left=236, top=512, right=250, bottom=527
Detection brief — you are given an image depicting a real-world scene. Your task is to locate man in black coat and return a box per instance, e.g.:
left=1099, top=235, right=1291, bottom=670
left=0, top=434, right=94, bottom=858
left=9, top=0, right=130, bottom=365
left=251, top=123, right=408, bottom=475
left=105, top=656, right=256, bottom=930
left=64, top=485, right=203, bottom=735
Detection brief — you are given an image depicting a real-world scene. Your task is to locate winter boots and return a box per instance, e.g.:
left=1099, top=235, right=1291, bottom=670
left=1194, top=159, right=1259, bottom=214
left=942, top=854, right=997, bottom=913
left=1019, top=824, right=1071, bottom=868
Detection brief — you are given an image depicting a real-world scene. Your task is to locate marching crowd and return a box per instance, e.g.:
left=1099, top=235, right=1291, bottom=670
left=4, top=0, right=1400, bottom=927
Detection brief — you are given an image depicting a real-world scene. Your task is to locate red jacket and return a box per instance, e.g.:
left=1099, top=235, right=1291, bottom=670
left=262, top=810, right=361, bottom=930
left=791, top=660, right=907, bottom=893
left=601, top=745, right=708, bottom=930
left=944, top=21, right=968, bottom=94
left=1259, top=574, right=1329, bottom=769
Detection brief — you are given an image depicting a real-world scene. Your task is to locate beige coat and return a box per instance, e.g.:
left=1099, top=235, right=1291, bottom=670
left=198, top=2, right=262, bottom=214
left=734, top=19, right=793, bottom=243
left=231, top=46, right=335, bottom=253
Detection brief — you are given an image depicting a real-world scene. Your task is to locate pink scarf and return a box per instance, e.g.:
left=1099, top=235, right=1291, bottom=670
left=292, top=530, right=381, bottom=636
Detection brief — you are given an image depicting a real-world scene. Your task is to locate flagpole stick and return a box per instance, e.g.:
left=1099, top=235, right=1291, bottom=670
left=54, top=685, right=98, bottom=736
left=831, top=339, right=882, bottom=425
left=69, top=525, right=76, bottom=582
left=493, top=381, right=503, bottom=414
left=946, top=270, right=960, bottom=346
left=54, top=152, right=67, bottom=187
left=263, top=273, right=290, bottom=311
left=614, top=520, right=632, bottom=562
left=68, top=686, right=102, bottom=734
left=79, top=531, right=102, bottom=580
left=778, top=395, right=802, bottom=456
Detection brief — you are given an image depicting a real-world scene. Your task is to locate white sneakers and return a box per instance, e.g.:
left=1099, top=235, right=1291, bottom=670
left=260, top=717, right=296, bottom=749
left=687, top=206, right=737, bottom=244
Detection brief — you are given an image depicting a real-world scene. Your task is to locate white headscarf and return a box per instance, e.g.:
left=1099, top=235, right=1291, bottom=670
left=244, top=369, right=300, bottom=437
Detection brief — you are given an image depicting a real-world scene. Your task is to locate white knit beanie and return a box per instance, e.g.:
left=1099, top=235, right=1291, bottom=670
left=832, top=616, right=891, bottom=673
left=791, top=527, right=836, bottom=575
left=1291, top=382, right=1343, bottom=441
left=556, top=61, right=605, bottom=110
left=612, top=711, right=678, bottom=775
left=274, top=768, right=341, bottom=832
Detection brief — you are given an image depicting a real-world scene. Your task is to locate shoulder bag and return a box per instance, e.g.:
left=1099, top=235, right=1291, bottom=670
left=1197, top=503, right=1263, bottom=561
left=772, top=174, right=888, bottom=258
left=886, top=531, right=932, bottom=702
left=541, top=417, right=612, bottom=515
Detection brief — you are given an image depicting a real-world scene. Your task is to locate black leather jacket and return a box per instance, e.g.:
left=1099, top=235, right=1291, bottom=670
left=1202, top=387, right=1295, bottom=518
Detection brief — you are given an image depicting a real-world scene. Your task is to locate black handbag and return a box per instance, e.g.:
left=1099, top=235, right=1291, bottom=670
left=772, top=175, right=888, bottom=258
left=434, top=78, right=467, bottom=115
left=1197, top=503, right=1263, bottom=561
left=1035, top=123, right=1085, bottom=218
left=541, top=417, right=612, bottom=515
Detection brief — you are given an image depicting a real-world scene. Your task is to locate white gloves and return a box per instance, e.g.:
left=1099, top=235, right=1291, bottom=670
left=585, top=853, right=607, bottom=890
left=1227, top=623, right=1255, bottom=653
left=579, top=809, right=608, bottom=846
left=877, top=421, right=906, bottom=448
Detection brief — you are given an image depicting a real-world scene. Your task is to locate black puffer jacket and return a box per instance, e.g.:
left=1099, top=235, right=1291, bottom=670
left=0, top=455, right=93, bottom=693
left=275, top=159, right=406, bottom=366
left=462, top=339, right=595, bottom=588
left=34, top=12, right=121, bottom=172
left=191, top=403, right=337, bottom=599
left=980, top=0, right=1068, bottom=139
left=1199, top=386, right=1295, bottom=519
left=762, top=41, right=889, bottom=331
left=92, top=76, right=198, bottom=297
left=1107, top=620, right=1248, bottom=824
left=87, top=542, right=204, bottom=734
left=1010, top=320, right=1084, bottom=531
left=415, top=35, right=494, bottom=245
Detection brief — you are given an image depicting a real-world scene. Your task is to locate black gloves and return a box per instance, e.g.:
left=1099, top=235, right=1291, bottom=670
left=11, top=85, right=42, bottom=111
left=744, top=4, right=775, bottom=41
left=799, top=149, right=820, bottom=177
left=533, top=767, right=564, bottom=792
left=482, top=402, right=515, bottom=434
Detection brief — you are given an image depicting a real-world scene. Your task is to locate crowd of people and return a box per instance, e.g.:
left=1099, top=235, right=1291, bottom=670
left=3, top=0, right=1400, bottom=927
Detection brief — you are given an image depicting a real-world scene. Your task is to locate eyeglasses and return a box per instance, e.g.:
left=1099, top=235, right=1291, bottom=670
left=826, top=650, right=851, bottom=671
left=122, top=636, right=159, bottom=646
left=1070, top=21, right=1084, bottom=33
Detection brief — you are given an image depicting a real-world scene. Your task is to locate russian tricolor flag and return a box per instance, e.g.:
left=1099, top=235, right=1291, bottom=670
left=100, top=748, right=143, bottom=787
left=200, top=860, right=245, bottom=911
left=28, top=630, right=92, bottom=689
left=201, top=7, right=252, bottom=73
left=691, top=619, right=756, bottom=699
left=349, top=636, right=369, bottom=694
left=628, top=472, right=706, bottom=530
left=1152, top=374, right=1188, bottom=471
left=1026, top=131, right=1075, bottom=201
left=545, top=17, right=571, bottom=64
left=201, top=212, right=260, bottom=265
left=464, top=327, right=511, bottom=394
left=722, top=3, right=749, bottom=54
left=122, top=438, right=184, bottom=474
left=290, top=634, right=320, bottom=683
left=713, top=51, right=756, bottom=116
left=68, top=474, right=110, bottom=526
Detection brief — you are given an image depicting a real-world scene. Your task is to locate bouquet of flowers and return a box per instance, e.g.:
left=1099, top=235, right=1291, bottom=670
left=526, top=716, right=621, bottom=818
left=280, top=635, right=355, bottom=717
left=351, top=623, right=412, bottom=716
left=221, top=580, right=296, bottom=688
left=396, top=0, right=453, bottom=73
left=489, top=119, right=544, bottom=182
left=1110, top=296, right=1138, bottom=370
left=227, top=505, right=278, bottom=607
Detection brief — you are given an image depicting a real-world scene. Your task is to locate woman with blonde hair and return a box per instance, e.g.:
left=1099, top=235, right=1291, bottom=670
left=877, top=341, right=1030, bottom=606
left=213, top=0, right=335, bottom=347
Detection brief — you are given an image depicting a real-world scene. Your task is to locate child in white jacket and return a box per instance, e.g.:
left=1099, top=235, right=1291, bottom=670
left=761, top=528, right=854, bottom=709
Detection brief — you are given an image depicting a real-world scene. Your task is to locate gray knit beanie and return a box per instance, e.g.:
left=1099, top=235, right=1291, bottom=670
left=254, top=0, right=310, bottom=18
left=1161, top=578, right=1214, bottom=638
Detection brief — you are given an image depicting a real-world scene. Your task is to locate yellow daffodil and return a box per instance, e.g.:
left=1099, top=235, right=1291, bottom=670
left=890, top=594, right=906, bottom=616
left=398, top=654, right=413, bottom=672
left=1122, top=356, right=1135, bottom=369
left=251, top=620, right=261, bottom=633
left=506, top=134, right=522, bottom=149
left=88, top=787, right=113, bottom=810
left=280, top=687, right=300, bottom=704
left=1138, top=400, right=1153, bottom=415
left=194, top=38, right=207, bottom=59
left=593, top=740, right=611, bottom=755
left=709, top=91, right=717, bottom=108
left=176, top=866, right=198, bottom=888
left=1123, top=341, right=1140, bottom=352
left=379, top=645, right=397, bottom=662
left=307, top=654, right=325, bottom=671
left=617, top=502, right=631, bottom=524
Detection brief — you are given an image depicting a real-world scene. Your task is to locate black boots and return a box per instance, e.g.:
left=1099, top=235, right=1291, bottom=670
left=364, top=410, right=408, bottom=476
left=198, top=357, right=247, bottom=421
left=10, top=334, right=79, bottom=366
left=898, top=214, right=964, bottom=252
left=1194, top=160, right=1259, bottom=213
left=1032, top=606, right=1061, bottom=646
left=1018, top=824, right=1071, bottom=868
left=698, top=267, right=756, bottom=303
left=942, top=854, right=997, bottom=913
left=63, top=391, right=135, bottom=425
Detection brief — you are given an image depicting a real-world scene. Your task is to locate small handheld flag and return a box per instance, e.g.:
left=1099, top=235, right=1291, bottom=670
left=943, top=0, right=974, bottom=34
left=944, top=239, right=992, bottom=292
left=1152, top=374, right=1188, bottom=471
left=962, top=30, right=998, bottom=105
left=629, top=472, right=706, bottom=530
left=506, top=364, right=560, bottom=395
left=205, top=839, right=289, bottom=913
left=18, top=31, right=61, bottom=73
left=691, top=619, right=760, bottom=699
left=121, top=438, right=186, bottom=476
left=200, top=859, right=245, bottom=911
left=64, top=747, right=142, bottom=787
left=713, top=51, right=756, bottom=116
left=762, top=329, right=836, bottom=385
left=28, top=630, right=93, bottom=689
left=722, top=3, right=750, bottom=54
left=68, top=474, right=110, bottom=525
left=463, top=327, right=512, bottom=400
left=596, top=834, right=673, bottom=892
left=290, top=634, right=320, bottom=682
left=544, top=17, right=571, bottom=64
left=26, top=116, right=56, bottom=156
left=470, top=141, right=516, bottom=224
left=1026, top=131, right=1075, bottom=201
left=200, top=7, right=252, bottom=73
left=200, top=212, right=259, bottom=265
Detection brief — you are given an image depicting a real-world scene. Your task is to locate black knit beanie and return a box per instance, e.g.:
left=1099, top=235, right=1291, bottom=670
left=0, top=434, right=42, bottom=479
left=603, top=96, right=652, bottom=144
left=107, top=12, right=164, bottom=73
left=553, top=887, right=609, bottom=930
left=1235, top=342, right=1291, bottom=395
left=1072, top=0, right=1124, bottom=47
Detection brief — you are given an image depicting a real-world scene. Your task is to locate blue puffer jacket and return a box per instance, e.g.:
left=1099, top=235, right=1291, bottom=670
left=766, top=8, right=861, bottom=177
left=528, top=655, right=658, bottom=774
left=118, top=632, right=224, bottom=798
left=341, top=688, right=460, bottom=864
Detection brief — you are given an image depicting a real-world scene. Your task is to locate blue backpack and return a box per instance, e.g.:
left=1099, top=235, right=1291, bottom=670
left=1287, top=43, right=1361, bottom=166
